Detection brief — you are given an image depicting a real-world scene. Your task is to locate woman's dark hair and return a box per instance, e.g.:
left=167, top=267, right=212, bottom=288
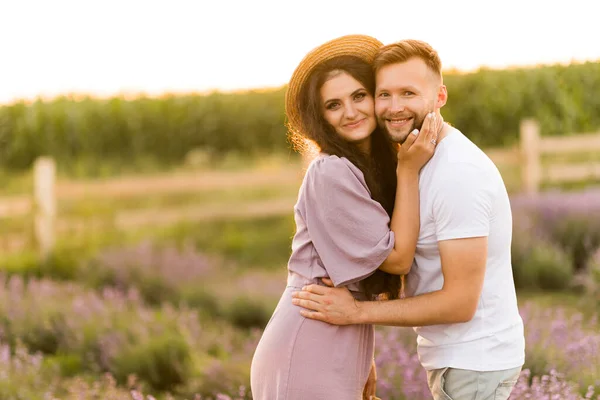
left=288, top=55, right=402, bottom=300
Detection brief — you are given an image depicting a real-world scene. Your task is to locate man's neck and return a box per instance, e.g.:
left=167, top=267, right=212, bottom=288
left=436, top=120, right=451, bottom=144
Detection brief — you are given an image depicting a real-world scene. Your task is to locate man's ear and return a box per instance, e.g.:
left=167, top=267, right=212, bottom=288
left=435, top=85, right=448, bottom=109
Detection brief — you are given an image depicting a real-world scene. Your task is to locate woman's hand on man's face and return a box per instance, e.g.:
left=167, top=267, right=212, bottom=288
left=396, top=111, right=439, bottom=172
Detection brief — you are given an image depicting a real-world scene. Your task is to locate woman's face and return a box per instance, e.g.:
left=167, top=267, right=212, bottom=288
left=320, top=71, right=376, bottom=152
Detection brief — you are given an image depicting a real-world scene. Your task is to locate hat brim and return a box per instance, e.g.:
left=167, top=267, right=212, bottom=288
left=285, top=35, right=383, bottom=139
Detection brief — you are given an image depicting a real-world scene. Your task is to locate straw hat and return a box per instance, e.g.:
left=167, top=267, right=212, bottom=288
left=285, top=34, right=383, bottom=138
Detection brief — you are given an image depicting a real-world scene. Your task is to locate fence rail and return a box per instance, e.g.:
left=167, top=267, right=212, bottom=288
left=1, top=118, right=599, bottom=257
left=484, top=119, right=600, bottom=194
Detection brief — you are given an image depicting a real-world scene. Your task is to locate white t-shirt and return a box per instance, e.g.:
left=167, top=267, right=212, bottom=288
left=405, top=127, right=525, bottom=371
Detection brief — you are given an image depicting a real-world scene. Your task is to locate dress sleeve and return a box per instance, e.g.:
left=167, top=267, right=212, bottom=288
left=303, top=156, right=395, bottom=287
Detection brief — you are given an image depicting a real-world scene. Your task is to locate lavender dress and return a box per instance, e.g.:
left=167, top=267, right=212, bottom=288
left=250, top=154, right=395, bottom=400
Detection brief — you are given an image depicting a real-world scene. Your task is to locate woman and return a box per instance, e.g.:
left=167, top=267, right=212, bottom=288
left=250, top=35, right=439, bottom=400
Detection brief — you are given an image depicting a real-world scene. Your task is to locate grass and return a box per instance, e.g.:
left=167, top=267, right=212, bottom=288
left=57, top=185, right=298, bottom=218
left=517, top=290, right=599, bottom=325
left=158, top=215, right=296, bottom=269
left=0, top=213, right=297, bottom=279
left=0, top=216, right=34, bottom=235
left=0, top=159, right=301, bottom=254
left=542, top=149, right=600, bottom=164
left=0, top=169, right=33, bottom=195
left=0, top=152, right=302, bottom=195
left=497, top=164, right=522, bottom=194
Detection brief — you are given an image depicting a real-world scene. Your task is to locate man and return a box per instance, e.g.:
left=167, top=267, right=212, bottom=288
left=292, top=39, right=525, bottom=400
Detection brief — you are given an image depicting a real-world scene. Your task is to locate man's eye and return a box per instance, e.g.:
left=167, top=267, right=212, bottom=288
left=378, top=93, right=389, bottom=98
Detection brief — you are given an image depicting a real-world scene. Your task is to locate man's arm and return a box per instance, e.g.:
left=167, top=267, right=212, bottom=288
left=292, top=236, right=487, bottom=326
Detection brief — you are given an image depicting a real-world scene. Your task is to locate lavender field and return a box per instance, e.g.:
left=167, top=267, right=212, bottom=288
left=0, top=189, right=599, bottom=399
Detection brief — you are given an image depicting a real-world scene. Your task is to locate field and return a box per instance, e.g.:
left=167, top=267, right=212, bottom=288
left=1, top=56, right=599, bottom=399
left=0, top=157, right=599, bottom=400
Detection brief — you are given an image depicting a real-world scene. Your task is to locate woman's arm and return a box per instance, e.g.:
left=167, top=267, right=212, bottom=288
left=379, top=112, right=440, bottom=275
left=379, top=168, right=420, bottom=275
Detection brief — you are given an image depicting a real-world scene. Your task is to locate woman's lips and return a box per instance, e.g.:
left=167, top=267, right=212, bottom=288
left=345, top=119, right=366, bottom=129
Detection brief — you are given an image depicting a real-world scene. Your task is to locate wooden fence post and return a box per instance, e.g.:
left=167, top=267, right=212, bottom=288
left=33, top=157, right=56, bottom=260
left=520, top=119, right=541, bottom=195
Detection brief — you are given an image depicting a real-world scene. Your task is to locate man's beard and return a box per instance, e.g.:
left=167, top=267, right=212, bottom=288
left=379, top=111, right=428, bottom=144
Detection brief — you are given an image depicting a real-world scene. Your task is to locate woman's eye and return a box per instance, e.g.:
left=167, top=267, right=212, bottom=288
left=326, top=102, right=340, bottom=110
left=354, top=92, right=366, bottom=100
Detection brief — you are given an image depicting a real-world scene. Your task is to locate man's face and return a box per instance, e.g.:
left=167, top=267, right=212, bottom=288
left=375, top=58, right=441, bottom=144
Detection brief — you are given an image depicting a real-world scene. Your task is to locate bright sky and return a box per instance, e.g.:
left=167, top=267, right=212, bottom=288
left=1, top=0, right=598, bottom=104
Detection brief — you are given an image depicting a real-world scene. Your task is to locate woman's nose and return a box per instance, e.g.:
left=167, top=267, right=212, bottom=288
left=345, top=103, right=358, bottom=119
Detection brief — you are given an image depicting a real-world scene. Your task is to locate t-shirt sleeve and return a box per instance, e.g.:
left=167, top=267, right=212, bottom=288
left=303, top=157, right=395, bottom=287
left=432, top=163, right=495, bottom=241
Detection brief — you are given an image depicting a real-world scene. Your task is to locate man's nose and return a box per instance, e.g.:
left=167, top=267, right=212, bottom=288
left=390, top=96, right=405, bottom=113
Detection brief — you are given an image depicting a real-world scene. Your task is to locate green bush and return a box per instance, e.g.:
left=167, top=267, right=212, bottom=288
left=0, top=245, right=92, bottom=282
left=0, top=90, right=290, bottom=173
left=1, top=61, right=599, bottom=172
left=190, top=359, right=252, bottom=400
left=2, top=306, right=68, bottom=356
left=18, top=313, right=63, bottom=355
left=443, top=61, right=600, bottom=147
left=179, top=290, right=275, bottom=330
left=179, top=287, right=221, bottom=317
left=80, top=257, right=179, bottom=306
left=545, top=216, right=600, bottom=273
left=162, top=215, right=295, bottom=269
left=512, top=232, right=573, bottom=291
left=577, top=250, right=600, bottom=306
left=0, top=342, right=60, bottom=400
left=44, top=353, right=84, bottom=377
left=224, top=296, right=275, bottom=330
left=512, top=191, right=600, bottom=280
left=533, top=243, right=574, bottom=291
left=112, top=334, right=192, bottom=392
left=42, top=247, right=83, bottom=280
left=0, top=251, right=41, bottom=279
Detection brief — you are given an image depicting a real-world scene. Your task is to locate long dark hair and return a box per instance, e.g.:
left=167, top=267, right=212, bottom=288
left=288, top=55, right=402, bottom=300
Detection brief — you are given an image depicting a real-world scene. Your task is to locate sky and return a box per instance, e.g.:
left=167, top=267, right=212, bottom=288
left=1, top=0, right=598, bottom=104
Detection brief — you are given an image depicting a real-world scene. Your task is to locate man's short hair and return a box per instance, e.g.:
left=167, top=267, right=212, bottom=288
left=374, top=39, right=442, bottom=80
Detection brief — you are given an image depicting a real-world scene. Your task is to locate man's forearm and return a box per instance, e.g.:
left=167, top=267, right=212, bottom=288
left=354, top=288, right=474, bottom=327
left=294, top=237, right=486, bottom=327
